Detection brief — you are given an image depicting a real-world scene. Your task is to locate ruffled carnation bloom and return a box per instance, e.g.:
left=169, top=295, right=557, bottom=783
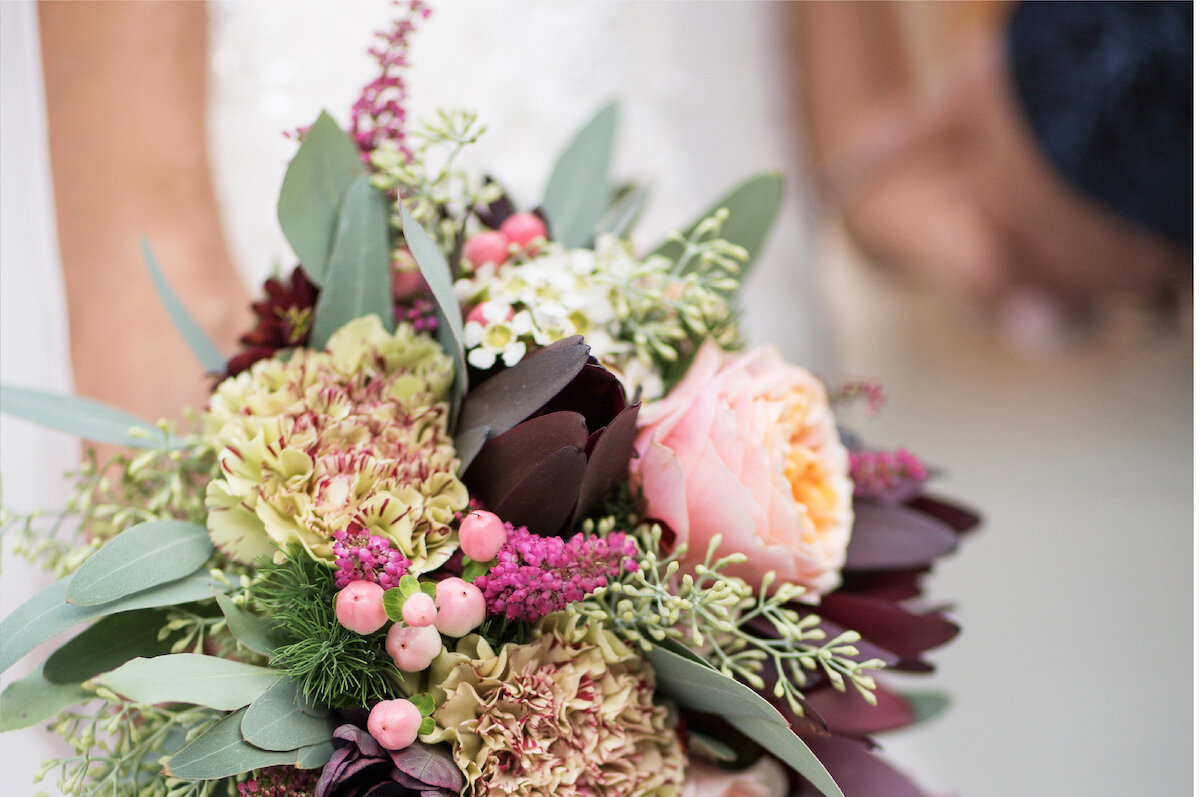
left=204, top=316, right=468, bottom=571
left=681, top=757, right=789, bottom=797
left=631, top=342, right=854, bottom=595
left=426, top=614, right=686, bottom=797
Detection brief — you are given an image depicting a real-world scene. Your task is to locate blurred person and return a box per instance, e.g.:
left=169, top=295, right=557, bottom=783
left=789, top=1, right=1192, bottom=343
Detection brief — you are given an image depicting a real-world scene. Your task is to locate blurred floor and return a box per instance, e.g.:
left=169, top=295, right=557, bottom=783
left=819, top=226, right=1193, bottom=796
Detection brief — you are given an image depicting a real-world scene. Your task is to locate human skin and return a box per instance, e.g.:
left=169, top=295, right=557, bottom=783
left=39, top=0, right=250, bottom=427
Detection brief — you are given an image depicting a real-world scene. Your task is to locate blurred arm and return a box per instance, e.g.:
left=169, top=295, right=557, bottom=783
left=39, top=0, right=249, bottom=422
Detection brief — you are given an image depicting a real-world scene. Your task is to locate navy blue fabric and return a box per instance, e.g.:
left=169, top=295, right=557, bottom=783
left=1007, top=1, right=1192, bottom=248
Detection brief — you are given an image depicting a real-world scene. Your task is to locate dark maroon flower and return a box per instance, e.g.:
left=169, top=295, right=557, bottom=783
left=315, top=723, right=461, bottom=797
left=226, top=266, right=319, bottom=377
left=457, top=337, right=639, bottom=537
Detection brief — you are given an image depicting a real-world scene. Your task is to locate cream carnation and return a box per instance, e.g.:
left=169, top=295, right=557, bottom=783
left=203, top=316, right=467, bottom=570
left=426, top=614, right=686, bottom=797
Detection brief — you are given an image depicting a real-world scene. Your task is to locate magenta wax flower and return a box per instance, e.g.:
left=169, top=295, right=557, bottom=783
left=433, top=577, right=486, bottom=637
left=849, top=447, right=929, bottom=502
left=463, top=231, right=510, bottom=269
left=367, top=699, right=422, bottom=751
left=499, top=212, right=547, bottom=250
left=335, top=580, right=389, bottom=635
left=474, top=525, right=638, bottom=623
left=332, top=524, right=410, bottom=591
left=386, top=623, right=443, bottom=672
left=457, top=510, right=506, bottom=562
left=401, top=591, right=437, bottom=627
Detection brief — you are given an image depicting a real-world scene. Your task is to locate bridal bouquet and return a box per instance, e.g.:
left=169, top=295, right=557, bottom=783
left=1, top=8, right=977, bottom=797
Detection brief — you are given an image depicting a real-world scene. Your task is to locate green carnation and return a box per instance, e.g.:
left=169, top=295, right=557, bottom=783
left=204, top=316, right=467, bottom=570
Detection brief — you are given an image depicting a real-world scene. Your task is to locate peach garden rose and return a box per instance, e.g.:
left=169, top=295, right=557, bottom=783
left=632, top=342, right=854, bottom=595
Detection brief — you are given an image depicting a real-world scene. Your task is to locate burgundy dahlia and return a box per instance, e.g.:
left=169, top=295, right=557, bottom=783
left=315, top=723, right=461, bottom=797
left=226, top=266, right=319, bottom=377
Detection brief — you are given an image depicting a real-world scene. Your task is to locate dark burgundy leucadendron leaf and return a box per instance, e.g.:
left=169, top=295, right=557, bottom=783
left=803, top=681, right=915, bottom=739
left=540, top=359, right=628, bottom=432
left=843, top=502, right=959, bottom=572
left=815, top=594, right=959, bottom=661
left=493, top=446, right=588, bottom=534
left=315, top=723, right=460, bottom=797
left=905, top=494, right=982, bottom=535
left=838, top=569, right=925, bottom=602
left=570, top=404, right=640, bottom=526
left=792, top=735, right=927, bottom=797
left=465, top=412, right=589, bottom=507
left=457, top=337, right=590, bottom=438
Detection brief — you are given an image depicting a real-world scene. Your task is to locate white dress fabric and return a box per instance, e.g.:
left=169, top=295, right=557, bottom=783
left=206, top=0, right=831, bottom=374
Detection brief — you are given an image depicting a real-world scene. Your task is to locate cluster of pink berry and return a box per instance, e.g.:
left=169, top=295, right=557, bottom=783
left=849, top=447, right=929, bottom=499
left=475, top=525, right=640, bottom=623
left=331, top=525, right=410, bottom=591
left=461, top=213, right=548, bottom=270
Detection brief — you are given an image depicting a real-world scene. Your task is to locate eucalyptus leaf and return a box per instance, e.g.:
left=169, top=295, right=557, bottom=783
left=400, top=204, right=467, bottom=410
left=309, top=175, right=396, bottom=348
left=241, top=678, right=333, bottom=751
left=652, top=172, right=784, bottom=276
left=0, top=664, right=93, bottom=732
left=165, top=708, right=301, bottom=780
left=277, top=111, right=366, bottom=285
left=95, top=654, right=280, bottom=711
left=900, top=690, right=952, bottom=726
left=687, top=730, right=739, bottom=763
left=0, top=573, right=230, bottom=674
left=140, top=239, right=226, bottom=373
left=213, top=592, right=275, bottom=657
left=295, top=740, right=335, bottom=769
left=542, top=102, right=618, bottom=248
left=596, top=184, right=649, bottom=237
left=0, top=384, right=175, bottom=449
left=66, top=520, right=212, bottom=606
left=645, top=642, right=844, bottom=797
left=43, top=608, right=179, bottom=684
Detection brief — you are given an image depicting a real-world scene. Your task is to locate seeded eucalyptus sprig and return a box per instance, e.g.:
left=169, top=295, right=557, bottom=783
left=574, top=521, right=886, bottom=715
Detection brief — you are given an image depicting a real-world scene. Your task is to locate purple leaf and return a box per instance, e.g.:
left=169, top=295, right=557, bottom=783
left=457, top=337, right=589, bottom=437
left=390, top=744, right=463, bottom=791
left=494, top=446, right=588, bottom=535
left=838, top=569, right=926, bottom=602
left=465, top=412, right=588, bottom=506
left=816, top=594, right=959, bottom=660
left=844, top=502, right=958, bottom=571
left=905, top=494, right=982, bottom=534
left=803, top=681, right=915, bottom=738
left=570, top=404, right=639, bottom=526
left=792, top=735, right=928, bottom=797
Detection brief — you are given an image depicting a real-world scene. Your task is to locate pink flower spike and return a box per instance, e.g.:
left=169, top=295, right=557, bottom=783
left=335, top=580, right=388, bottom=635
left=433, top=577, right=486, bottom=637
left=458, top=510, right=507, bottom=562
left=367, top=698, right=422, bottom=750
left=401, top=591, right=438, bottom=627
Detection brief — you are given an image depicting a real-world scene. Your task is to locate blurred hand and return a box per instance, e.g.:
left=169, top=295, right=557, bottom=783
left=822, top=32, right=1189, bottom=326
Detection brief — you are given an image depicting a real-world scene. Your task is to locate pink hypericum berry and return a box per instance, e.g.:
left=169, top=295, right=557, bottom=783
left=385, top=623, right=443, bottom=672
left=463, top=231, right=510, bottom=268
left=335, top=580, right=388, bottom=635
left=500, top=212, right=547, bottom=250
left=433, top=577, right=486, bottom=637
left=367, top=698, right=422, bottom=751
left=458, top=510, right=507, bottom=562
left=401, top=591, right=438, bottom=627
